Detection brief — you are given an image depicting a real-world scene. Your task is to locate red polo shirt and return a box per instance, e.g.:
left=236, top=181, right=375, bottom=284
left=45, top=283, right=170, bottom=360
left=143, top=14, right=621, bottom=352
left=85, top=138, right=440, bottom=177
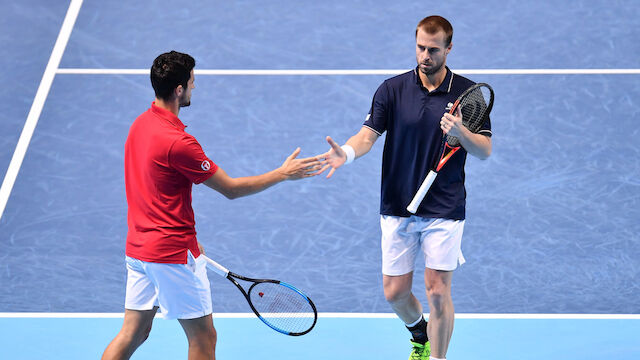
left=124, top=102, right=217, bottom=263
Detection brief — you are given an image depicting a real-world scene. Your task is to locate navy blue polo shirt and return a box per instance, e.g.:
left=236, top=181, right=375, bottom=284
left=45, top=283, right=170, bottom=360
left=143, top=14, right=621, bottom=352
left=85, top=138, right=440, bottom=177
left=363, top=67, right=491, bottom=220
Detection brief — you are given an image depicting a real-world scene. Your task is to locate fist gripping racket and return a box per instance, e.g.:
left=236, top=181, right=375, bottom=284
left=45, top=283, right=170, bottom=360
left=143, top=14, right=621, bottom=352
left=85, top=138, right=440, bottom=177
left=202, top=255, right=318, bottom=336
left=407, top=83, right=494, bottom=214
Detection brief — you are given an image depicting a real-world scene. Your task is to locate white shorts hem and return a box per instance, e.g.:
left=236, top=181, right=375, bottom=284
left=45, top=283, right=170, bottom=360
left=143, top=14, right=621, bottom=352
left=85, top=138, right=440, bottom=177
left=424, top=262, right=458, bottom=271
left=381, top=267, right=414, bottom=276
left=161, top=310, right=213, bottom=320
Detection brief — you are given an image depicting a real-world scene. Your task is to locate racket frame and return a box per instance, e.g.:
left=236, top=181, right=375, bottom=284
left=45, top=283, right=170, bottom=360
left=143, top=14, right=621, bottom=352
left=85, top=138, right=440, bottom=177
left=202, top=255, right=318, bottom=336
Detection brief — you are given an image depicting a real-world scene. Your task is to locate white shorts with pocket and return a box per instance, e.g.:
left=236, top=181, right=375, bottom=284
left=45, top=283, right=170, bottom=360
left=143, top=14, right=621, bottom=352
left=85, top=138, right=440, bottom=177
left=124, top=251, right=212, bottom=320
left=381, top=215, right=465, bottom=275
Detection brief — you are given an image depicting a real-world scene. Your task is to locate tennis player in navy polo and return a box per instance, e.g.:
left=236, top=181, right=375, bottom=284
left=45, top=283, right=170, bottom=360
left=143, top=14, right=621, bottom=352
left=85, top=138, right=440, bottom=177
left=317, top=16, right=492, bottom=360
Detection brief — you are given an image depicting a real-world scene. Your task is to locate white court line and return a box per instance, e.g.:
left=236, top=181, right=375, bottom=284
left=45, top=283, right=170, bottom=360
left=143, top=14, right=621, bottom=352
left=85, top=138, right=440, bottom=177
left=0, top=313, right=638, bottom=319
left=55, top=68, right=640, bottom=75
left=0, top=0, right=84, bottom=220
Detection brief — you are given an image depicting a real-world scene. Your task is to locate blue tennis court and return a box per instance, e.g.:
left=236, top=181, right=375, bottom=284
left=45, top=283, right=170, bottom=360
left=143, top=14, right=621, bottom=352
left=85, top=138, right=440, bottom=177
left=1, top=0, right=639, bottom=359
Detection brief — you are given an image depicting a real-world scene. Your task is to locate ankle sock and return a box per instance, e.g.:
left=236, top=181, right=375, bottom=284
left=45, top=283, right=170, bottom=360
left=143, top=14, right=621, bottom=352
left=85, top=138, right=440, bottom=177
left=405, top=316, right=428, bottom=344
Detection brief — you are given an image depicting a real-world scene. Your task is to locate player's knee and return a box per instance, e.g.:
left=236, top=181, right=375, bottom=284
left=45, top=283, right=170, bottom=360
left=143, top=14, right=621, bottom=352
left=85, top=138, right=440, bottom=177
left=426, top=286, right=451, bottom=312
left=189, top=326, right=217, bottom=353
left=189, top=338, right=216, bottom=358
left=121, top=322, right=152, bottom=348
left=384, top=286, right=411, bottom=304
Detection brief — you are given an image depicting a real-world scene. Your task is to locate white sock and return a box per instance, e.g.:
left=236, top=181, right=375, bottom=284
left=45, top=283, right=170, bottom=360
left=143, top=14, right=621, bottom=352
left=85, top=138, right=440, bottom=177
left=429, top=357, right=445, bottom=360
left=405, top=316, right=423, bottom=328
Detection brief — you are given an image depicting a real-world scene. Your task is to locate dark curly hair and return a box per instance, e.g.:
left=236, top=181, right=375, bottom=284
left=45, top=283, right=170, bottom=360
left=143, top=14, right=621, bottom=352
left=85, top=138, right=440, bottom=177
left=150, top=51, right=195, bottom=101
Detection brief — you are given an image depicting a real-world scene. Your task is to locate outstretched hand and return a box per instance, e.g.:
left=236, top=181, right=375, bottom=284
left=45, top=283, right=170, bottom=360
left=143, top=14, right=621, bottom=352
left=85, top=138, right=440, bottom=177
left=315, top=136, right=347, bottom=178
left=279, top=147, right=323, bottom=180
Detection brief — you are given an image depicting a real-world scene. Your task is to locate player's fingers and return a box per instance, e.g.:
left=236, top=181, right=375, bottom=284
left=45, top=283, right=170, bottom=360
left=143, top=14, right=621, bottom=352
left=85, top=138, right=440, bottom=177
left=304, top=165, right=323, bottom=176
left=313, top=151, right=330, bottom=162
left=314, top=164, right=330, bottom=176
left=326, top=167, right=336, bottom=178
left=304, top=164, right=323, bottom=171
left=317, top=151, right=329, bottom=160
left=287, top=147, right=301, bottom=160
left=299, top=156, right=323, bottom=164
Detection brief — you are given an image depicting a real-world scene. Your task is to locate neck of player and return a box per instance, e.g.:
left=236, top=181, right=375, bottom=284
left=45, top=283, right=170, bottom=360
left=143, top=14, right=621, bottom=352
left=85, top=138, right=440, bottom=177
left=155, top=97, right=180, bottom=116
left=419, top=66, right=447, bottom=92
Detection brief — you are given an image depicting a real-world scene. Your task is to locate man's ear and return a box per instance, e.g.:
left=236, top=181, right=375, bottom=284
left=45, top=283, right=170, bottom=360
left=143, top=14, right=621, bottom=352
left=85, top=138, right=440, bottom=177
left=175, top=85, right=184, bottom=97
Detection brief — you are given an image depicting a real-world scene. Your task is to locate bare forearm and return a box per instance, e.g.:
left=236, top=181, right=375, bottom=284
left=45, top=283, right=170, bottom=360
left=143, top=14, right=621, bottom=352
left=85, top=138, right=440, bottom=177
left=457, top=129, right=491, bottom=159
left=222, top=169, right=286, bottom=199
left=345, top=127, right=379, bottom=159
left=204, top=148, right=321, bottom=198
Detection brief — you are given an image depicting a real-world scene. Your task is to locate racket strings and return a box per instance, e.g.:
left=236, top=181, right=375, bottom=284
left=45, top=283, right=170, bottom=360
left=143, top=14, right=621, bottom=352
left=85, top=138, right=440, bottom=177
left=447, top=86, right=491, bottom=147
left=249, top=282, right=315, bottom=334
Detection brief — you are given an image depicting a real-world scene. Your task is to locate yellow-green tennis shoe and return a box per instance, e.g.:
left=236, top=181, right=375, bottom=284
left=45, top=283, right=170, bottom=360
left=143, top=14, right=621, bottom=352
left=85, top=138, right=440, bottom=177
left=408, top=340, right=430, bottom=360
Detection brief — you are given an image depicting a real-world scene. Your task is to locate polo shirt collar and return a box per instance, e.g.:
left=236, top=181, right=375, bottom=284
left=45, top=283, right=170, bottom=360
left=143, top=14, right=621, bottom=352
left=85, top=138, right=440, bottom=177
left=413, top=66, right=454, bottom=94
left=150, top=102, right=186, bottom=130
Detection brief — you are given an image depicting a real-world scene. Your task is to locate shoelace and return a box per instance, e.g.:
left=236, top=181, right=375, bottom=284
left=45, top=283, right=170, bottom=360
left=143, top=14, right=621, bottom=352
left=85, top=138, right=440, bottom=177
left=410, top=343, right=425, bottom=359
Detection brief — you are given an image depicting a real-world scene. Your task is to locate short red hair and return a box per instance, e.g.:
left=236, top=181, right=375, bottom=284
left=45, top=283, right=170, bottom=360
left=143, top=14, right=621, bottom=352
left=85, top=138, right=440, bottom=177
left=415, top=16, right=453, bottom=46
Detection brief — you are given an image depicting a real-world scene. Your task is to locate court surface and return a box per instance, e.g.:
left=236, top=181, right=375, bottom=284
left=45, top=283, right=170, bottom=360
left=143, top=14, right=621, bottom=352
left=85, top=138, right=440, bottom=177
left=1, top=0, right=638, bottom=359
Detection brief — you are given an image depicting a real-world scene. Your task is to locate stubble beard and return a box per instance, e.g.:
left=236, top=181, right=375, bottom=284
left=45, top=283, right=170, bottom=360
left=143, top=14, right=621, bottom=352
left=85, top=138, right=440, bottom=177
left=419, top=61, right=444, bottom=76
left=179, top=93, right=191, bottom=108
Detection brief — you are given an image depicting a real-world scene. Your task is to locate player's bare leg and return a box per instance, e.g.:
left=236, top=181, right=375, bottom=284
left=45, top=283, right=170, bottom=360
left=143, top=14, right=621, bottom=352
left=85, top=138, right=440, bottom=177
left=384, top=272, right=431, bottom=359
left=179, top=314, right=217, bottom=360
left=383, top=272, right=423, bottom=323
left=424, top=268, right=454, bottom=358
left=102, top=307, right=158, bottom=360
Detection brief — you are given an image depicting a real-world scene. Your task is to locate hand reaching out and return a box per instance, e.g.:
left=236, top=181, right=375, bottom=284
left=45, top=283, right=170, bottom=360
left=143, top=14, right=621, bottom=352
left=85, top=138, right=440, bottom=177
left=315, top=136, right=347, bottom=178
left=278, top=147, right=323, bottom=180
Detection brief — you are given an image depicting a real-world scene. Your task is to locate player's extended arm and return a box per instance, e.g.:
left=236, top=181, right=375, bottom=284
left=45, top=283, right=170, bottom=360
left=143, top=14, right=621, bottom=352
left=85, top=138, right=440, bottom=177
left=203, top=148, right=322, bottom=199
left=317, top=126, right=380, bottom=178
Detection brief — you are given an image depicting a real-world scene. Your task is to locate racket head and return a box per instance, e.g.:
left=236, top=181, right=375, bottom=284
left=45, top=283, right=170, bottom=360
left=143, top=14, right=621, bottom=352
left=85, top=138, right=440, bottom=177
left=446, top=83, right=494, bottom=147
left=246, top=280, right=318, bottom=336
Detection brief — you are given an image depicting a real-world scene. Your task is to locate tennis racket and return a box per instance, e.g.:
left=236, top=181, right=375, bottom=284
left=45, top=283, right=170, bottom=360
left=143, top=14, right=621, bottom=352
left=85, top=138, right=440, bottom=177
left=407, top=82, right=494, bottom=214
left=202, top=255, right=318, bottom=336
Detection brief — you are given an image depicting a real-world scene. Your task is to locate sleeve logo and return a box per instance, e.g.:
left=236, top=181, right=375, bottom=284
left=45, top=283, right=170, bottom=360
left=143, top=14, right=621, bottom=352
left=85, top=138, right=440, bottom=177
left=201, top=160, right=211, bottom=171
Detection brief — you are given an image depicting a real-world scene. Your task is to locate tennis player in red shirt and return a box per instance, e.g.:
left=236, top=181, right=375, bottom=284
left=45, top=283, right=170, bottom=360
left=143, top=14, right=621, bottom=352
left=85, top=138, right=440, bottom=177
left=101, top=51, right=322, bottom=360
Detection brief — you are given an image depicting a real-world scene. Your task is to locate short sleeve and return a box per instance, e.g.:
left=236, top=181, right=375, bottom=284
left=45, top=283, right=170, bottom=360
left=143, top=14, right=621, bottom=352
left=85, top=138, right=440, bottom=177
left=169, top=134, right=218, bottom=184
left=363, top=81, right=391, bottom=135
left=478, top=115, right=492, bottom=137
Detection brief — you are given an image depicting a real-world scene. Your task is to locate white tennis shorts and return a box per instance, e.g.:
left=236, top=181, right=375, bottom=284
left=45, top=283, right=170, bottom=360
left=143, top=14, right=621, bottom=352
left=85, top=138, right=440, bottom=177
left=381, top=215, right=465, bottom=275
left=124, top=251, right=212, bottom=320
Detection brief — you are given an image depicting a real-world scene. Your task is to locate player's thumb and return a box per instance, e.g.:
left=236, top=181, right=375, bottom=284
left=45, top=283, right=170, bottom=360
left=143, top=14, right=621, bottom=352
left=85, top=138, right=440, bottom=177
left=326, top=136, right=340, bottom=150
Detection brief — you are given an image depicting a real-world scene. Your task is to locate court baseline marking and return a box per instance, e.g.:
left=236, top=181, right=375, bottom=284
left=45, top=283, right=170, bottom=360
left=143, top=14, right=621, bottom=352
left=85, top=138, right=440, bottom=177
left=1, top=313, right=638, bottom=319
